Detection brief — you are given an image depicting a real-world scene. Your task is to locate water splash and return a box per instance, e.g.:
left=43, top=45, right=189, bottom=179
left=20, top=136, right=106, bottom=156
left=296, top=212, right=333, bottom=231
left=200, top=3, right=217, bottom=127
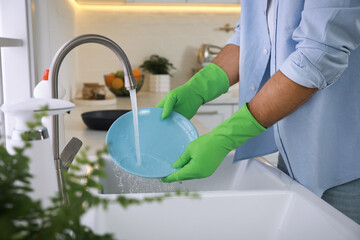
left=112, top=161, right=179, bottom=193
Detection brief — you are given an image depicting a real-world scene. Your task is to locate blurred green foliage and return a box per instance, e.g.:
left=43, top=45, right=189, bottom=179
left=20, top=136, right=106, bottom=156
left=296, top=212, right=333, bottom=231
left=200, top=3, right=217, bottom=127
left=0, top=107, right=198, bottom=239
left=140, top=55, right=176, bottom=76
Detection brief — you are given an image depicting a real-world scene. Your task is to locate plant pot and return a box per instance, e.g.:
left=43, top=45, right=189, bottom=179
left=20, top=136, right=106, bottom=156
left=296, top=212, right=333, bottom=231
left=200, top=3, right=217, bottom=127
left=148, top=74, right=170, bottom=93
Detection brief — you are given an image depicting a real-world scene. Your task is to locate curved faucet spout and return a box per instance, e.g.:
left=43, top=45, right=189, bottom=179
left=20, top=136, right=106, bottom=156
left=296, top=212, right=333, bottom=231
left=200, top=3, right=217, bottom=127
left=49, top=34, right=137, bottom=97
left=48, top=34, right=137, bottom=202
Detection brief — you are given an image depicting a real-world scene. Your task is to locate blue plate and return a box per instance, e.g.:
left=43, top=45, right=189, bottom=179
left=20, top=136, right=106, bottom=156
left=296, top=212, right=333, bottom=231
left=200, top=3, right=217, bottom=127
left=106, top=107, right=199, bottom=178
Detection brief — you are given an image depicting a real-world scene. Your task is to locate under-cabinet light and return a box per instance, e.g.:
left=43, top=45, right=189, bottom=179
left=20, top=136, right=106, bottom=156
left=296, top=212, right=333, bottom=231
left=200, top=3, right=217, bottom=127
left=69, top=0, right=241, bottom=14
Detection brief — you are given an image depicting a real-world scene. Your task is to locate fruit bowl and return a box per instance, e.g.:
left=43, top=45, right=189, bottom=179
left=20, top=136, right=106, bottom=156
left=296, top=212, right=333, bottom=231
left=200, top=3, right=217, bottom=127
left=104, top=70, right=144, bottom=97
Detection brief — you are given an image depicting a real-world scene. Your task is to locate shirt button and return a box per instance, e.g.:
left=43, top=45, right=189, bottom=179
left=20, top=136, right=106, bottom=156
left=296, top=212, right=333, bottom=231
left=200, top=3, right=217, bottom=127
left=263, top=49, right=268, bottom=54
left=262, top=10, right=266, bottom=15
left=250, top=86, right=256, bottom=91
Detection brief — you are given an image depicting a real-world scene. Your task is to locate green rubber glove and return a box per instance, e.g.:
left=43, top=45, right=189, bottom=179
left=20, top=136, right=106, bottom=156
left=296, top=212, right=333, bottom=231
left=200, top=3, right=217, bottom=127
left=156, top=63, right=229, bottom=120
left=162, top=103, right=266, bottom=182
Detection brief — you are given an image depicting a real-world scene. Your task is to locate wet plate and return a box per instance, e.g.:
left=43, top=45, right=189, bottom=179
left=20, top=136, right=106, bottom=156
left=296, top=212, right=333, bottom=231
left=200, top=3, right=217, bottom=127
left=106, top=107, right=198, bottom=178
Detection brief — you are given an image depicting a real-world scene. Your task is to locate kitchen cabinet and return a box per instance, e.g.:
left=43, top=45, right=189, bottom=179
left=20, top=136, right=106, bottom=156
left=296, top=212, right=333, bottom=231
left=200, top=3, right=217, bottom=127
left=194, top=90, right=239, bottom=132
left=195, top=103, right=238, bottom=132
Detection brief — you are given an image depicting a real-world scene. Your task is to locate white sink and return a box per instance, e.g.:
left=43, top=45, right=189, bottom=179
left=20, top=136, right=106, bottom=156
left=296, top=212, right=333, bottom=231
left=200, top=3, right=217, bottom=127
left=98, top=153, right=290, bottom=194
left=82, top=154, right=360, bottom=240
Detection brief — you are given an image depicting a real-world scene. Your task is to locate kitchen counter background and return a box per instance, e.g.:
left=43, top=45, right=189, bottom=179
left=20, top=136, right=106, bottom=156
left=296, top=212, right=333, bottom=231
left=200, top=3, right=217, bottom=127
left=64, top=91, right=238, bottom=153
left=64, top=90, right=279, bottom=166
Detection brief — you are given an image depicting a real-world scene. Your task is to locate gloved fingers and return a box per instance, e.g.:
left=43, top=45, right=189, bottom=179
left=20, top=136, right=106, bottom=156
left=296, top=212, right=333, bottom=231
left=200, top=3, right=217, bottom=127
left=172, top=149, right=191, bottom=169
left=161, top=164, right=193, bottom=183
left=161, top=150, right=192, bottom=183
left=161, top=95, right=177, bottom=119
left=161, top=170, right=180, bottom=183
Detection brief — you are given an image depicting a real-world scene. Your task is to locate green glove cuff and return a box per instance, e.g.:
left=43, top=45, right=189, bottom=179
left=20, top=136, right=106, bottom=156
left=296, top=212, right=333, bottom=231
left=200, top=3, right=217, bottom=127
left=210, top=102, right=267, bottom=151
left=186, top=63, right=230, bottom=104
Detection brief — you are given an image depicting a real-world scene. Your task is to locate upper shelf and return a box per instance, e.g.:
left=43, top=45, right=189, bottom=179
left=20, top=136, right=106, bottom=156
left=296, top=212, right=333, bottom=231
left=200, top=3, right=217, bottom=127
left=0, top=38, right=23, bottom=47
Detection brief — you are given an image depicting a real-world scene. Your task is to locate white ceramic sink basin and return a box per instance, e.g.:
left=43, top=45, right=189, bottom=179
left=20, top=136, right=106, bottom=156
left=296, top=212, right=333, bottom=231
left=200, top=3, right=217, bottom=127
left=82, top=154, right=360, bottom=239
left=98, top=153, right=290, bottom=194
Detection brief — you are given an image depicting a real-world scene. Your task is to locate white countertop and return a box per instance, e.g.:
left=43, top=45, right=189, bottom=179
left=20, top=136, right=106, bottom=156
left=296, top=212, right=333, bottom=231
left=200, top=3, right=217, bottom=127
left=64, top=91, right=238, bottom=153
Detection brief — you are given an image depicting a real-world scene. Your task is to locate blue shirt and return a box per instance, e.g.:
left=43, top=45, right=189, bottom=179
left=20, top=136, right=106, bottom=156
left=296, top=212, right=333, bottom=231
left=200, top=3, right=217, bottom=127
left=227, top=0, right=360, bottom=196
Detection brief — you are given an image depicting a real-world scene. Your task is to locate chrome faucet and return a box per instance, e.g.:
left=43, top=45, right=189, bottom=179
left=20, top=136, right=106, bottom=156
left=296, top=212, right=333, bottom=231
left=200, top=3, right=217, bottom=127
left=49, top=34, right=137, bottom=203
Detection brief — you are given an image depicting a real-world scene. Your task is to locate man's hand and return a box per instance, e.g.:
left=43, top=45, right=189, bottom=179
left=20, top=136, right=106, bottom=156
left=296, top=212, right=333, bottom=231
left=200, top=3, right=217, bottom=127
left=162, top=103, right=266, bottom=183
left=156, top=63, right=230, bottom=120
left=156, top=84, right=203, bottom=120
left=162, top=133, right=228, bottom=182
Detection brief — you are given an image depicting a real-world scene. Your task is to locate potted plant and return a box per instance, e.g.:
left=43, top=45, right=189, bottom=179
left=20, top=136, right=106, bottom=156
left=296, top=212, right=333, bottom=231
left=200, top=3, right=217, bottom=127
left=0, top=110, right=197, bottom=239
left=140, top=55, right=176, bottom=93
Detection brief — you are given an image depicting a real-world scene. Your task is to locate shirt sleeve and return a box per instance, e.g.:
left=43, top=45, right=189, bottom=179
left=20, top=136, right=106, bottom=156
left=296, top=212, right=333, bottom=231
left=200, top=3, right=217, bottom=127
left=226, top=19, right=241, bottom=46
left=280, top=1, right=360, bottom=90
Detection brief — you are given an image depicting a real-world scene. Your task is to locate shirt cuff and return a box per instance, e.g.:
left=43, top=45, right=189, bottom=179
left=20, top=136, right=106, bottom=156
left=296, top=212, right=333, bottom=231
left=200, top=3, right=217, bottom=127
left=226, top=34, right=240, bottom=46
left=280, top=50, right=327, bottom=90
left=226, top=20, right=241, bottom=46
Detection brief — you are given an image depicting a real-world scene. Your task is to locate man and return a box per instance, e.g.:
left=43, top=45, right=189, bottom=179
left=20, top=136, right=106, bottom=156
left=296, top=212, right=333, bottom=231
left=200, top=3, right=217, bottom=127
left=157, top=1, right=360, bottom=224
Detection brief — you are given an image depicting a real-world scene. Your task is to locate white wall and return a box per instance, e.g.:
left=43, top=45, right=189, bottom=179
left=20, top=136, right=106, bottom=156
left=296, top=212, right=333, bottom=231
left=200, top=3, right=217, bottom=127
left=31, top=1, right=240, bottom=99
left=75, top=8, right=239, bottom=96
left=32, top=0, right=76, bottom=100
